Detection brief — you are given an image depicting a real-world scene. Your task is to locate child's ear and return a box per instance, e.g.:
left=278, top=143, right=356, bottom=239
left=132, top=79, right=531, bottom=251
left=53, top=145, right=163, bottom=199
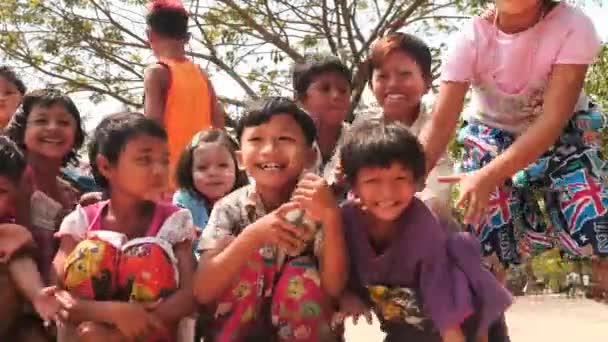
left=95, top=154, right=112, bottom=180
left=304, top=146, right=317, bottom=170
left=235, top=150, right=246, bottom=171
left=425, top=77, right=432, bottom=93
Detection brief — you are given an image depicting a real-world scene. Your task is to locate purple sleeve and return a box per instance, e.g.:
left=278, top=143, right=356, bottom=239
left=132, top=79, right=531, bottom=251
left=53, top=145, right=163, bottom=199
left=447, top=233, right=512, bottom=334
left=419, top=239, right=474, bottom=334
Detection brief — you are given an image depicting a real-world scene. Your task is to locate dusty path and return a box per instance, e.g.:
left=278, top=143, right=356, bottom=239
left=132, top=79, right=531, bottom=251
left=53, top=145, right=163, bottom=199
left=345, top=295, right=608, bottom=342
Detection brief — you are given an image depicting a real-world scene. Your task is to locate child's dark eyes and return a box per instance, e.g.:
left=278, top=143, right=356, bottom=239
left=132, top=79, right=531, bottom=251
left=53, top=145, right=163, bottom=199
left=247, top=137, right=261, bottom=143
left=278, top=136, right=295, bottom=142
left=136, top=156, right=152, bottom=164
left=218, top=163, right=230, bottom=168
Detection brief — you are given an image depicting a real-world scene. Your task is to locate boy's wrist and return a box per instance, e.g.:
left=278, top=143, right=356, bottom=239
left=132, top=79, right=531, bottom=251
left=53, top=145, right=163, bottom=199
left=319, top=207, right=341, bottom=230
left=241, top=223, right=266, bottom=248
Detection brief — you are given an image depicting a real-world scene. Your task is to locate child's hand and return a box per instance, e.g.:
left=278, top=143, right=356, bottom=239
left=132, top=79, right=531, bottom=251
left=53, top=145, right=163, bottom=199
left=336, top=291, right=373, bottom=325
left=79, top=191, right=103, bottom=206
left=292, top=173, right=339, bottom=223
left=329, top=158, right=347, bottom=189
left=442, top=326, right=465, bottom=342
left=33, top=286, right=62, bottom=323
left=247, top=202, right=307, bottom=255
left=110, top=302, right=166, bottom=340
left=0, top=224, right=33, bottom=263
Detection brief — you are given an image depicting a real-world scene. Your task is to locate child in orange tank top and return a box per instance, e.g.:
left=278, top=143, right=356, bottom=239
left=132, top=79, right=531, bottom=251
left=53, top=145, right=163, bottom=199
left=143, top=0, right=225, bottom=191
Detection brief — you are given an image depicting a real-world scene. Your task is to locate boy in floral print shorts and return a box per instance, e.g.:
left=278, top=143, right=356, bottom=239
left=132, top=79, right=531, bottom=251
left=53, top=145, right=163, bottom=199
left=193, top=97, right=347, bottom=342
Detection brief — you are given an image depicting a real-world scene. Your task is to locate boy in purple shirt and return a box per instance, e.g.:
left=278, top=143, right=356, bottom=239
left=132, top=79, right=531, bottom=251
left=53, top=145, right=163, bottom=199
left=337, top=121, right=511, bottom=342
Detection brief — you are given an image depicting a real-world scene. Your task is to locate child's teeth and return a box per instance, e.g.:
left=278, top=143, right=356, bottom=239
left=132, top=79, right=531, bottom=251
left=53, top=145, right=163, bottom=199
left=262, top=163, right=280, bottom=170
left=378, top=201, right=396, bottom=208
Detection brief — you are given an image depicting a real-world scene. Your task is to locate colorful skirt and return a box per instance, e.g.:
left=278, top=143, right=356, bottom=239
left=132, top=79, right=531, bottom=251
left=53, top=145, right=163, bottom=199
left=457, top=106, right=608, bottom=266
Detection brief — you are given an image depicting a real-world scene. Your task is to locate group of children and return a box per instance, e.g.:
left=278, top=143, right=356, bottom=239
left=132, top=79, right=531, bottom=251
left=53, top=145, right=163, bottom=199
left=0, top=85, right=510, bottom=342
left=1, top=0, right=607, bottom=341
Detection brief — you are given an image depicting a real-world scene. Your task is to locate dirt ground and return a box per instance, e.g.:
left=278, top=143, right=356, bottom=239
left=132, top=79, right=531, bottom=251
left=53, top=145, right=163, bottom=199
left=344, top=294, right=608, bottom=342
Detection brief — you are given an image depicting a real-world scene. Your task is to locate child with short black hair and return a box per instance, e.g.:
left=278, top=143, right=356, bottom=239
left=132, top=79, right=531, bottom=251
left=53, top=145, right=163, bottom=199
left=0, top=136, right=62, bottom=341
left=0, top=66, right=26, bottom=129
left=292, top=54, right=351, bottom=181
left=144, top=0, right=224, bottom=190
left=53, top=112, right=196, bottom=341
left=194, top=97, right=347, bottom=341
left=337, top=121, right=511, bottom=342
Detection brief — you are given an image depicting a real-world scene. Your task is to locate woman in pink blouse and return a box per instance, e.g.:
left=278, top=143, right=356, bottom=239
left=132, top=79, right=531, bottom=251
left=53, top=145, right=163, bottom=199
left=419, top=0, right=607, bottom=285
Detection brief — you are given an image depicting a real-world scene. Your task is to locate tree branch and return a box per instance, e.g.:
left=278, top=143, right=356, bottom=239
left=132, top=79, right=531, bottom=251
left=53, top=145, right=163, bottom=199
left=191, top=13, right=258, bottom=99
left=320, top=0, right=339, bottom=55
left=339, top=0, right=359, bottom=63
left=214, top=0, right=303, bottom=61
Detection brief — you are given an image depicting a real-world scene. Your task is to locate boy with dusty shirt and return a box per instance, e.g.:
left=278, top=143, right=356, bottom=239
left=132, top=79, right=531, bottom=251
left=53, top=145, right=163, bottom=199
left=194, top=97, right=347, bottom=341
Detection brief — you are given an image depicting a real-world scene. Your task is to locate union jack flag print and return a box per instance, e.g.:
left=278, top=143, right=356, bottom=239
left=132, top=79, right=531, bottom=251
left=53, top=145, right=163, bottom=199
left=557, top=169, right=608, bottom=235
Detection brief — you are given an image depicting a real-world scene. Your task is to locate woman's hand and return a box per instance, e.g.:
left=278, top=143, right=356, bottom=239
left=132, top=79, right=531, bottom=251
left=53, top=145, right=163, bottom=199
left=439, top=169, right=501, bottom=225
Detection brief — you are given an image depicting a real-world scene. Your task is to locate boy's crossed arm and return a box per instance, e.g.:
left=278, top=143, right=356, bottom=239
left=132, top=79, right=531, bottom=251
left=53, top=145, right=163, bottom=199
left=194, top=201, right=306, bottom=304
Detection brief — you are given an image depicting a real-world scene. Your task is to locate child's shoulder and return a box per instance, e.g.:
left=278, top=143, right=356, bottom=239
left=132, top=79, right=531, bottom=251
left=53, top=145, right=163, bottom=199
left=214, top=185, right=255, bottom=208
left=155, top=200, right=188, bottom=220
left=155, top=201, right=195, bottom=243
left=144, top=62, right=170, bottom=83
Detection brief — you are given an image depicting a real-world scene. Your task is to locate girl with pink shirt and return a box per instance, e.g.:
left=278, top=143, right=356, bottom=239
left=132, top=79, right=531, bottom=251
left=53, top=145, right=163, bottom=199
left=419, top=0, right=606, bottom=280
left=53, top=113, right=196, bottom=341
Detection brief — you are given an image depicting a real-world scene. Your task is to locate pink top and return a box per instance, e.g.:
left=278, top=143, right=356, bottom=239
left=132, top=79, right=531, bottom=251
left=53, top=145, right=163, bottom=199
left=441, top=3, right=601, bottom=133
left=57, top=201, right=195, bottom=245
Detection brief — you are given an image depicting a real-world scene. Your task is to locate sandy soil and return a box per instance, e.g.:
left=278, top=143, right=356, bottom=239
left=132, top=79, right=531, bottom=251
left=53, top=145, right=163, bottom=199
left=344, top=294, right=608, bottom=342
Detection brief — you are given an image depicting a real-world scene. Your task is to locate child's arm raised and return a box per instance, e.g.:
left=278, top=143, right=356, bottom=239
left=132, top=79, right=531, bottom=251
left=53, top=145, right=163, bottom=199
left=144, top=63, right=170, bottom=125
left=150, top=239, right=196, bottom=325
left=292, top=173, right=347, bottom=297
left=194, top=201, right=305, bottom=304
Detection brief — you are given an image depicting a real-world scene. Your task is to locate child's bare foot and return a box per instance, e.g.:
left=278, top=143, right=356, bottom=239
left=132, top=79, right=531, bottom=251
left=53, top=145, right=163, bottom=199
left=76, top=322, right=123, bottom=342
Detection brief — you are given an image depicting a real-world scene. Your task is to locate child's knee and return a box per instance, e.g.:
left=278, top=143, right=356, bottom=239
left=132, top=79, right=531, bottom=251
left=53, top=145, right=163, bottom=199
left=273, top=261, right=332, bottom=324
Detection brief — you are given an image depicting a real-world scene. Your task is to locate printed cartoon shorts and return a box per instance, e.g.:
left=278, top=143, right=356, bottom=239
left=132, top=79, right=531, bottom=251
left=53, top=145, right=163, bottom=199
left=62, top=230, right=178, bottom=340
left=457, top=106, right=608, bottom=265
left=201, top=246, right=335, bottom=342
